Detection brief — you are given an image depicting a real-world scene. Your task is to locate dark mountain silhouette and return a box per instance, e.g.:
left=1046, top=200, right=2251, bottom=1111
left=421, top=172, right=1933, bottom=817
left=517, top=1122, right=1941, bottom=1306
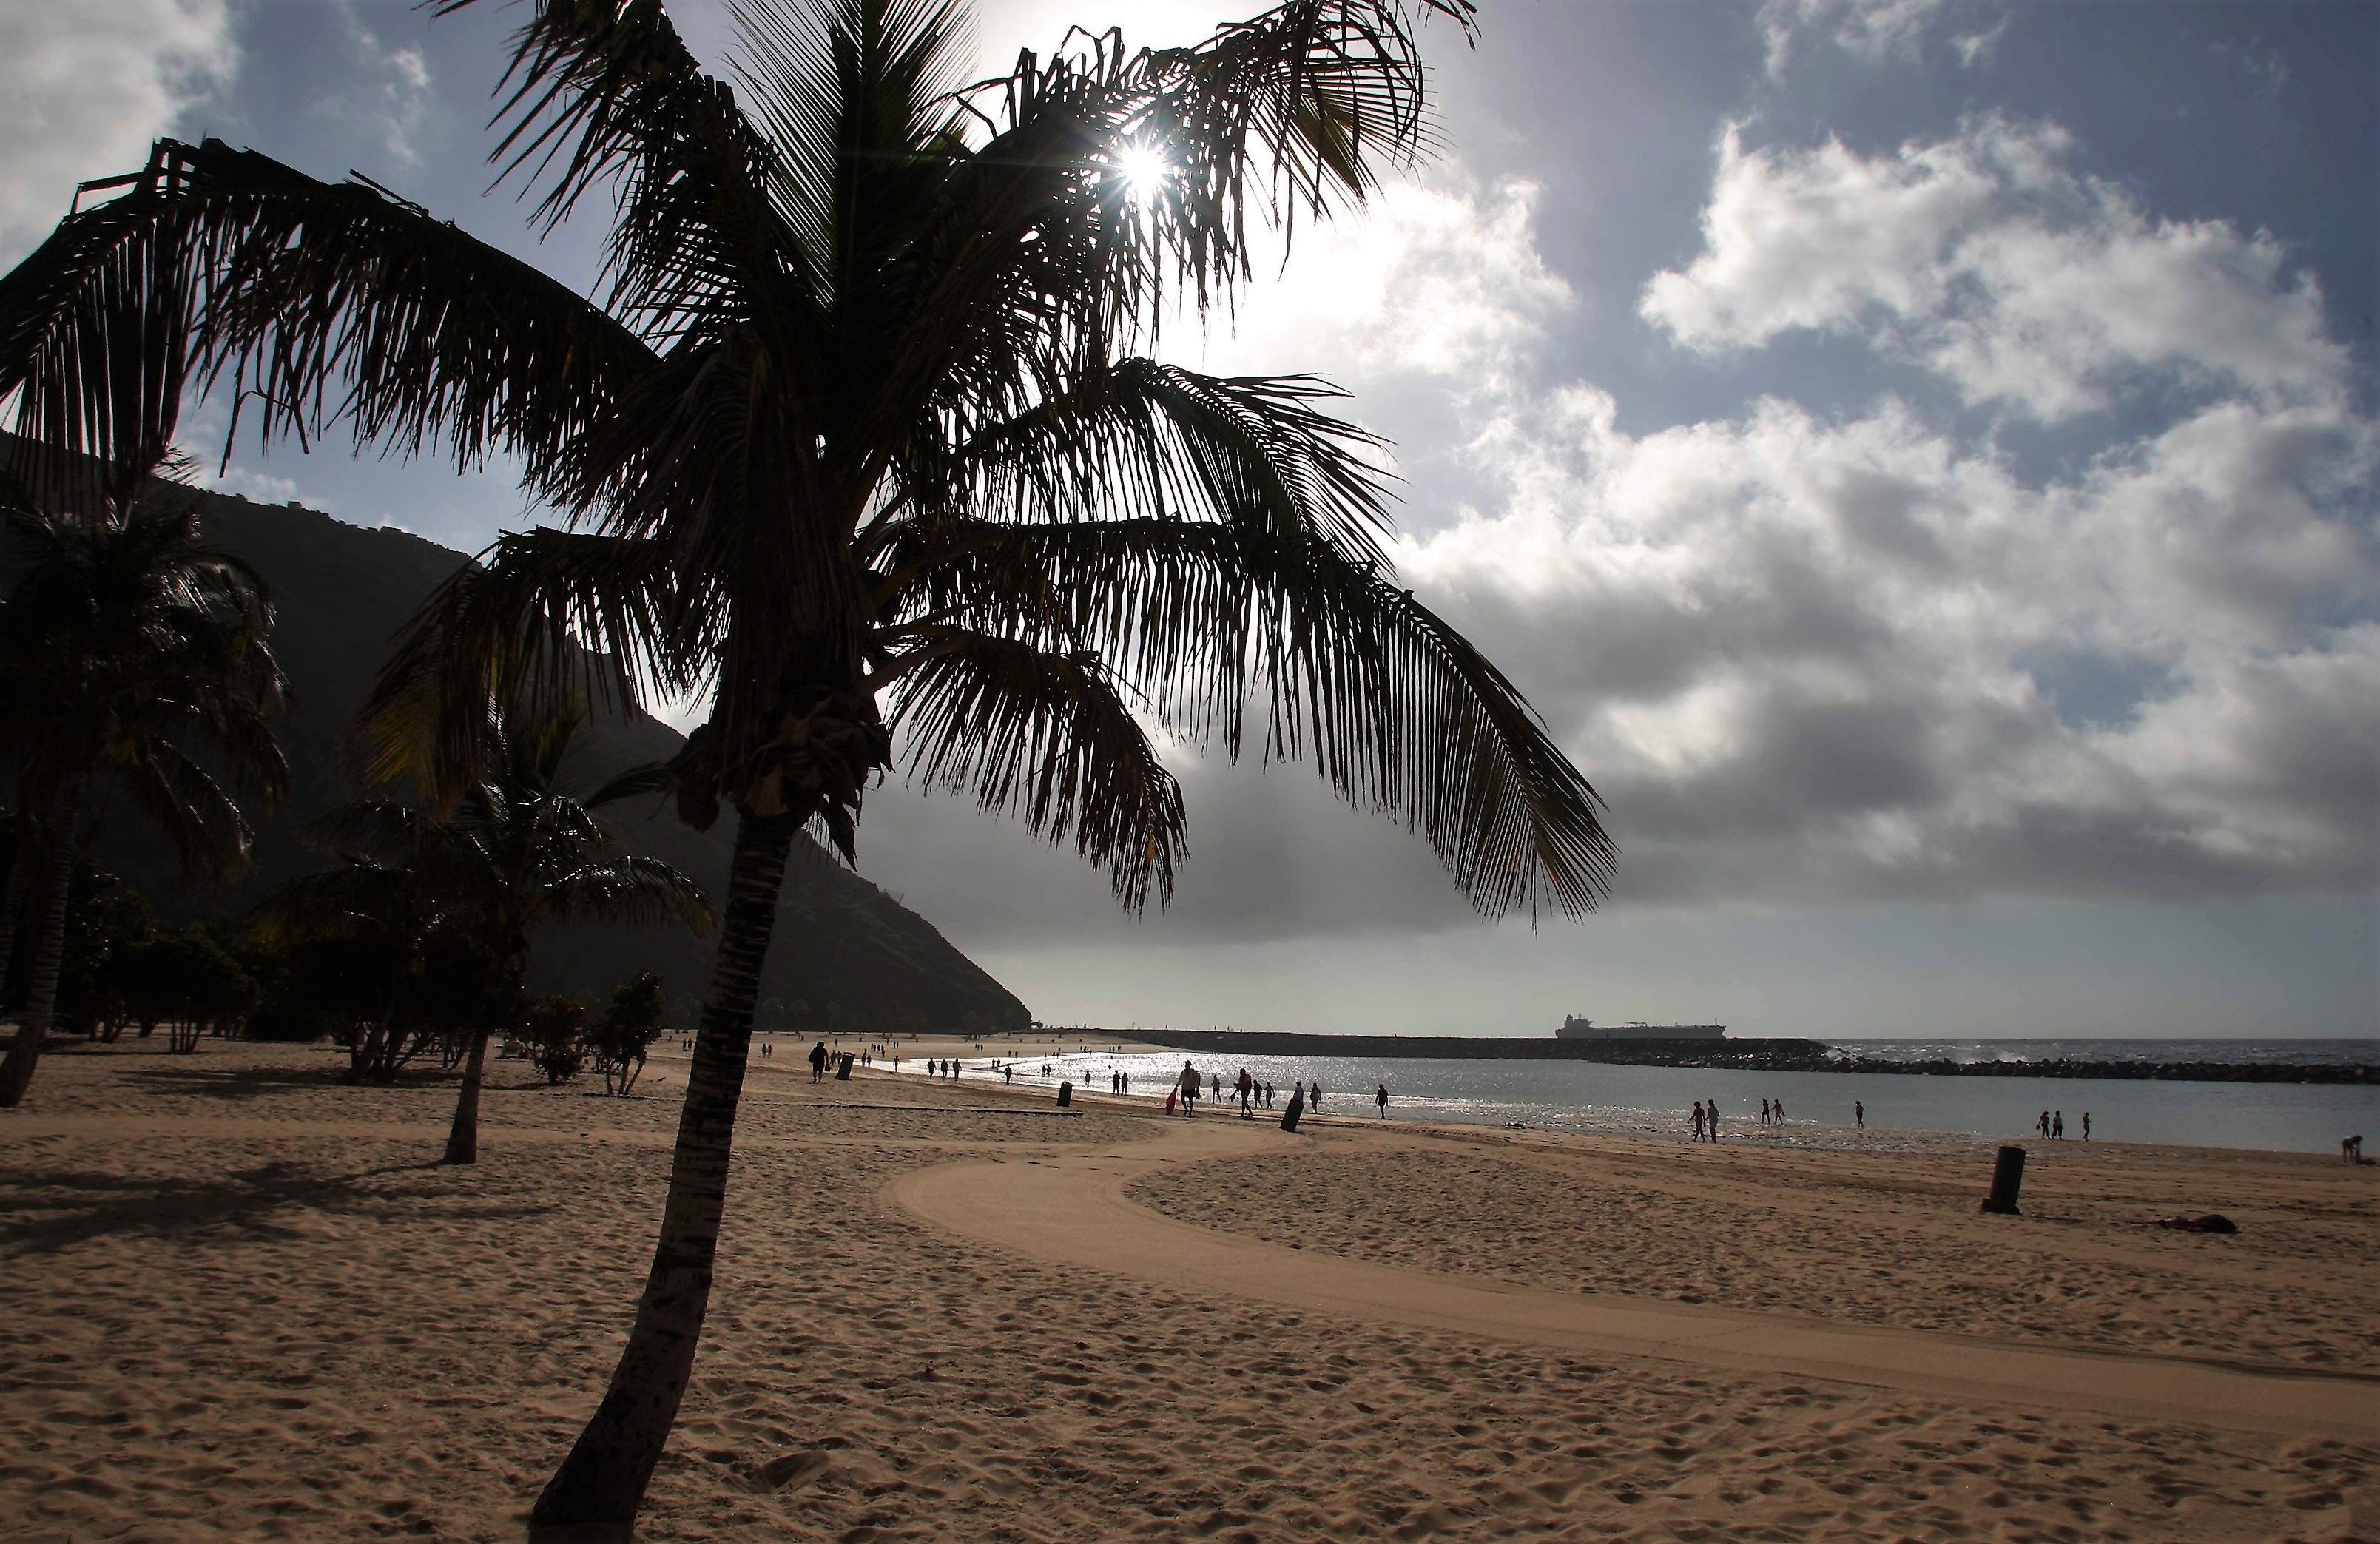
left=65, top=479, right=1030, bottom=1037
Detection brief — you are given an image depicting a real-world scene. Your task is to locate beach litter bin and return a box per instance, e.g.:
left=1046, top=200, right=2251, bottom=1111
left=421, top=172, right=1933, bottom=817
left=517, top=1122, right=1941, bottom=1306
left=1980, top=1144, right=2026, bottom=1215
left=835, top=1052, right=854, bottom=1081
left=1056, top=1080, right=1073, bottom=1108
left=1281, top=1093, right=1303, bottom=1133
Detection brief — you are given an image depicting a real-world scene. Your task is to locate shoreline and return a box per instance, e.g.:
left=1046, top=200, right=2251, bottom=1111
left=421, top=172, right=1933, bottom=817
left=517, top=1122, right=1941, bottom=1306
left=1126, top=1029, right=2379, bottom=1083
left=877, top=1056, right=2372, bottom=1160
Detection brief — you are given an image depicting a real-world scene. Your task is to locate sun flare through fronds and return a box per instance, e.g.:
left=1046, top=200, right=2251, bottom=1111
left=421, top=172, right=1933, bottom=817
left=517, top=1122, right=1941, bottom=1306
left=1111, top=140, right=1173, bottom=210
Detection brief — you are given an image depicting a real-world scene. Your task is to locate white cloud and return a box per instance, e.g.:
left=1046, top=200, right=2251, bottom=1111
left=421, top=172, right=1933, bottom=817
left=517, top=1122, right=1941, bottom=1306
left=1950, top=13, right=2011, bottom=68
left=330, top=1, right=435, bottom=167
left=1188, top=177, right=1576, bottom=393
left=1398, top=383, right=2376, bottom=903
left=1757, top=0, right=1949, bottom=78
left=1641, top=118, right=2350, bottom=420
left=0, top=0, right=233, bottom=266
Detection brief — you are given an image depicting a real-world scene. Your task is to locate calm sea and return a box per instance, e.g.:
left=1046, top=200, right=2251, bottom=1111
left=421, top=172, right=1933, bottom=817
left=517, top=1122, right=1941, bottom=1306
left=916, top=1039, right=2377, bottom=1156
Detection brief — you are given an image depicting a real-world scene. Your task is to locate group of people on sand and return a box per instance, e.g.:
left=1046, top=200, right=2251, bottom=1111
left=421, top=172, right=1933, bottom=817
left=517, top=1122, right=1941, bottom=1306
left=1153, top=1061, right=1388, bottom=1119
left=1696, top=1097, right=1883, bottom=1141
left=2036, top=1109, right=2089, bottom=1141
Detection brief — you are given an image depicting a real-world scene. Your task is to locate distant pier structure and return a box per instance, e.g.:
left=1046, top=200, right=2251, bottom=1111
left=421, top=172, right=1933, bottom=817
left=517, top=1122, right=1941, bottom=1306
left=1558, top=1016, right=1727, bottom=1042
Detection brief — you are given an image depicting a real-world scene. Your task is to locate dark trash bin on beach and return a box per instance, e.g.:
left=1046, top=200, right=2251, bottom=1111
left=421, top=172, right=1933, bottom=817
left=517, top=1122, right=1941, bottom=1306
left=1281, top=1093, right=1304, bottom=1133
left=835, top=1052, right=854, bottom=1080
left=1980, top=1144, right=2026, bottom=1214
left=1056, top=1080, right=1072, bottom=1107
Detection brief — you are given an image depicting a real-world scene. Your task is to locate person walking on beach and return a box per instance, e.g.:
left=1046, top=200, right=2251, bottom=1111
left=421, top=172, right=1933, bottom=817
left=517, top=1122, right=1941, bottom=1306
left=1375, top=1083, right=1389, bottom=1119
left=2082, top=1111, right=2091, bottom=1141
left=1690, top=1101, right=1705, bottom=1142
left=2052, top=1111, right=2064, bottom=1139
left=1759, top=1098, right=1770, bottom=1126
left=1179, top=1061, right=1201, bottom=1116
left=1855, top=1099, right=1864, bottom=1130
left=809, top=1041, right=828, bottom=1083
left=1309, top=1082, right=1322, bottom=1110
left=1773, top=1099, right=1784, bottom=1126
left=1705, top=1099, right=1721, bottom=1141
left=2037, top=1110, right=2050, bottom=1139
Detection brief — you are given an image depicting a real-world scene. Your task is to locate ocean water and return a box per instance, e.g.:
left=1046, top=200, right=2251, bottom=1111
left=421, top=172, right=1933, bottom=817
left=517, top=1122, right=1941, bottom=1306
left=906, top=1040, right=2377, bottom=1156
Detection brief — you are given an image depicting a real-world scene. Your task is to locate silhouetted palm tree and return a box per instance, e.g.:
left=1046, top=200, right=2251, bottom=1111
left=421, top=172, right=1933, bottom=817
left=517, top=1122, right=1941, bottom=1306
left=266, top=707, right=710, bottom=1159
left=0, top=476, right=289, bottom=1106
left=0, top=1, right=1611, bottom=1531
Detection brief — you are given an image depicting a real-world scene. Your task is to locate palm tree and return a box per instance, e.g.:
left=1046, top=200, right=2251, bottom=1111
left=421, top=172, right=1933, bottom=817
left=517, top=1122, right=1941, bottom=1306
left=0, top=473, right=290, bottom=1106
left=268, top=706, right=711, bottom=1161
left=0, top=1, right=1614, bottom=1532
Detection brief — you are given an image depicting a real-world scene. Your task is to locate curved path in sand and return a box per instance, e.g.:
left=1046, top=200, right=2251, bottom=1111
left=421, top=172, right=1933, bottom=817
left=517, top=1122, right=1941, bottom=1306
left=885, top=1118, right=2377, bottom=1441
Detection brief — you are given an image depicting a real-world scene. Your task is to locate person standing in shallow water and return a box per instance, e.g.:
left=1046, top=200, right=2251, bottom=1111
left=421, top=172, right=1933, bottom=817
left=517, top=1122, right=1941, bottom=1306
left=1705, top=1099, right=1720, bottom=1141
left=1855, top=1099, right=1864, bottom=1130
left=2082, top=1111, right=2091, bottom=1141
left=1375, top=1084, right=1389, bottom=1119
left=2052, top=1111, right=2064, bottom=1139
left=1690, top=1101, right=1703, bottom=1142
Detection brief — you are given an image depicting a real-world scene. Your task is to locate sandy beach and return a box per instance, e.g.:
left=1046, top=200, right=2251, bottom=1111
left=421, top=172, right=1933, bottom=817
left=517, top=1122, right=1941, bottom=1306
left=4, top=1039, right=2373, bottom=1542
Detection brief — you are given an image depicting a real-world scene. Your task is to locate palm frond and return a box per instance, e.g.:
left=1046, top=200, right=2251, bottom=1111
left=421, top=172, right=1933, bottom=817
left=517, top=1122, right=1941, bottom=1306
left=113, top=737, right=257, bottom=887
left=882, top=625, right=1184, bottom=908
left=883, top=355, right=1390, bottom=557
left=886, top=516, right=1613, bottom=917
left=429, top=0, right=806, bottom=351
left=0, top=152, right=198, bottom=510
left=580, top=759, right=676, bottom=810
left=542, top=854, right=716, bottom=934
left=940, top=0, right=1476, bottom=334
left=0, top=138, right=655, bottom=496
left=350, top=529, right=687, bottom=800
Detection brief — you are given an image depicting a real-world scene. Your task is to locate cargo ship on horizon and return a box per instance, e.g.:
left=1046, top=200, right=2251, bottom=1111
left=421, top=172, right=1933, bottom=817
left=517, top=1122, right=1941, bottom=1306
left=1558, top=1016, right=1728, bottom=1041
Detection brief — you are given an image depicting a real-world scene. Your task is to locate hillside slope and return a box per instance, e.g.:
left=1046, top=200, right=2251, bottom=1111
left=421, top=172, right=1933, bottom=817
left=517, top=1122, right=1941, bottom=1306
left=86, top=487, right=1030, bottom=1036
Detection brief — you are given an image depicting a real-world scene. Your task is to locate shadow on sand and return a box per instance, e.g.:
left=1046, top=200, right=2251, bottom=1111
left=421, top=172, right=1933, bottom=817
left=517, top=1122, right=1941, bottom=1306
left=0, top=1159, right=557, bottom=1255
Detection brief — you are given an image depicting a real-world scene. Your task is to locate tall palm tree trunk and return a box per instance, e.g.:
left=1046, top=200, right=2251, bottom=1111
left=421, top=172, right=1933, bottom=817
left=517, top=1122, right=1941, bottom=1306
left=444, top=1028, right=496, bottom=1164
left=446, top=945, right=527, bottom=1164
left=0, top=776, right=85, bottom=1108
left=0, top=820, right=35, bottom=1007
left=528, top=809, right=797, bottom=1541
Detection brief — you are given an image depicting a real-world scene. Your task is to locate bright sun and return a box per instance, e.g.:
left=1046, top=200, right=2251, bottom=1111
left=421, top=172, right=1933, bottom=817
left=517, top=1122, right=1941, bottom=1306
left=1112, top=142, right=1172, bottom=207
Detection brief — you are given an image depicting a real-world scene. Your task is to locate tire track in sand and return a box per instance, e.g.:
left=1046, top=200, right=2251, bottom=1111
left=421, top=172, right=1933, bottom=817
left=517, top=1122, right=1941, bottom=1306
left=883, top=1119, right=2378, bottom=1441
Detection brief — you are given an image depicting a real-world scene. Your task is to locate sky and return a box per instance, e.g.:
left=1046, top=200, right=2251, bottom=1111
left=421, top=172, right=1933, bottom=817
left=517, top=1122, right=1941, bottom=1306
left=1, top=0, right=2372, bottom=1039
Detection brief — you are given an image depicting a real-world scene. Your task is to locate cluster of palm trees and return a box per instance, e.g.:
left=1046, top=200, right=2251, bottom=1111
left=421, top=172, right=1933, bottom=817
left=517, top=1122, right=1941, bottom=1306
left=0, top=467, right=290, bottom=1105
left=0, top=459, right=715, bottom=1135
left=0, top=1, right=1614, bottom=1537
left=258, top=706, right=710, bottom=1161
